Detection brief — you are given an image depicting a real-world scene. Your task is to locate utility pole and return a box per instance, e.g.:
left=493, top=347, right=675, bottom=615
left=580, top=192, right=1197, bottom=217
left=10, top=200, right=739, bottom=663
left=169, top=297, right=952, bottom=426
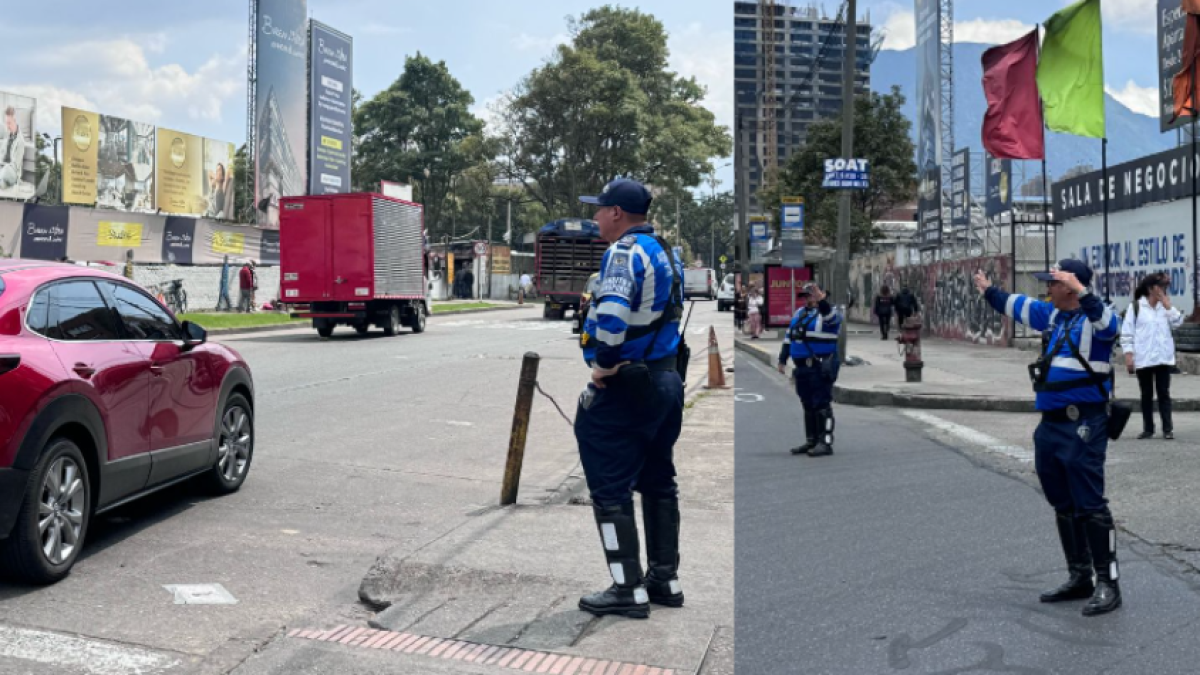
left=832, top=0, right=858, bottom=362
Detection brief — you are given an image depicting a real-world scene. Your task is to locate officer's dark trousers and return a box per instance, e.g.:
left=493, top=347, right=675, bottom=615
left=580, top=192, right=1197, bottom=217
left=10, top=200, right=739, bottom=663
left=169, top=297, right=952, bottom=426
left=1033, top=412, right=1110, bottom=514
left=574, top=370, right=685, bottom=508
left=794, top=360, right=834, bottom=410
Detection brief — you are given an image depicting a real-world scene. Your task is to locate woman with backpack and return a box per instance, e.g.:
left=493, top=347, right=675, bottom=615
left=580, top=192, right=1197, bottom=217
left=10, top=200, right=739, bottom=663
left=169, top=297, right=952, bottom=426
left=873, top=285, right=895, bottom=340
left=1120, top=273, right=1183, bottom=439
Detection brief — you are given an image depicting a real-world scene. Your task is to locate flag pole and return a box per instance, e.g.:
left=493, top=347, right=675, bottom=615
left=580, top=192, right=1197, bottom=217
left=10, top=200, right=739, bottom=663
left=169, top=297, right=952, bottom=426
left=1102, top=137, right=1111, bottom=302
left=1038, top=23, right=1050, bottom=272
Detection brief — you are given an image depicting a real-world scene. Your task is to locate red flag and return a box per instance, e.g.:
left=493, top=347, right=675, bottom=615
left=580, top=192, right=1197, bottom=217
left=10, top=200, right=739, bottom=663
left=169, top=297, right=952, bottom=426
left=981, top=30, right=1045, bottom=160
left=1173, top=11, right=1200, bottom=121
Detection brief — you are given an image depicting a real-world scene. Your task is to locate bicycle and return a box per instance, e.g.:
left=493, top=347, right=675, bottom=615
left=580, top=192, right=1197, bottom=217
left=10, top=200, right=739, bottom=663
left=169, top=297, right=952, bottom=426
left=158, top=278, right=188, bottom=315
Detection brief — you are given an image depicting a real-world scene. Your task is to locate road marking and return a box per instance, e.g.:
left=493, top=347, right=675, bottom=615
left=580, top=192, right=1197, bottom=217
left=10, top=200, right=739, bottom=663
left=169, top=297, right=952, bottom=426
left=902, top=411, right=1034, bottom=463
left=0, top=624, right=180, bottom=674
left=290, top=626, right=677, bottom=674
left=733, top=388, right=764, bottom=402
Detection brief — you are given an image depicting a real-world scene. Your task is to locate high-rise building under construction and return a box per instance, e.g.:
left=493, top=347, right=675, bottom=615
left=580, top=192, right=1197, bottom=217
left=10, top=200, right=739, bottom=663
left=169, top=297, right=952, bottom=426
left=734, top=1, right=873, bottom=213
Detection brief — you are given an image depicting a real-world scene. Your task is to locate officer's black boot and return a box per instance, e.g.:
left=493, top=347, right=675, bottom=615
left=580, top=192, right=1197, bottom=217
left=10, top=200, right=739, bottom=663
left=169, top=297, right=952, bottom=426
left=791, top=409, right=818, bottom=455
left=642, top=497, right=684, bottom=607
left=1082, top=509, right=1122, bottom=616
left=1040, top=511, right=1094, bottom=603
left=579, top=502, right=650, bottom=619
left=808, top=408, right=834, bottom=456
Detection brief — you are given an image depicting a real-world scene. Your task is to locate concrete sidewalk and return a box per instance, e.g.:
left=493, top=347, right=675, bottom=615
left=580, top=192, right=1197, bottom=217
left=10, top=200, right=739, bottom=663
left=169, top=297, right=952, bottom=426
left=737, top=322, right=1200, bottom=412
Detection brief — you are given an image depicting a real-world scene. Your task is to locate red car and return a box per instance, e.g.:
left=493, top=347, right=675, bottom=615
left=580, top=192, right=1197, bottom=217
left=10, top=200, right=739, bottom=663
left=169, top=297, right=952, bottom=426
left=0, top=260, right=255, bottom=584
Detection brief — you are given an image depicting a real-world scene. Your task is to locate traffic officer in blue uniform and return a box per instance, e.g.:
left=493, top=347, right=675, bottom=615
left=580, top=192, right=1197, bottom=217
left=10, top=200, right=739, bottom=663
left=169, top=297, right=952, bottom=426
left=975, top=259, right=1123, bottom=616
left=574, top=178, right=686, bottom=619
left=777, top=283, right=841, bottom=457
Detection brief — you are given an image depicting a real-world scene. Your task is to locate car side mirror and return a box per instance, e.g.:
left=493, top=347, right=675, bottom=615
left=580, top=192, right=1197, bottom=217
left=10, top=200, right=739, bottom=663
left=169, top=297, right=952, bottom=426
left=181, top=320, right=207, bottom=348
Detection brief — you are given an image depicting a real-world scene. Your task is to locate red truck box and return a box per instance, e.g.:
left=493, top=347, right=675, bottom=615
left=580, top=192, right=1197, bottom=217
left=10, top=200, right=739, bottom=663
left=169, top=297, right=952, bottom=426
left=280, top=193, right=427, bottom=338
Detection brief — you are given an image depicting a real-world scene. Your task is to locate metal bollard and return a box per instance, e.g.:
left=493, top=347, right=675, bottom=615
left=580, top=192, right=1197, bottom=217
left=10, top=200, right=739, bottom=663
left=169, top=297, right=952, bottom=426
left=501, top=352, right=541, bottom=505
left=897, top=316, right=924, bottom=383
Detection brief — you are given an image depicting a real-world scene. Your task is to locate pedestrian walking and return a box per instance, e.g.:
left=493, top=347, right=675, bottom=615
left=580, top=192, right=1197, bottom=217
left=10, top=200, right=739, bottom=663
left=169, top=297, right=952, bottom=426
left=873, top=285, right=895, bottom=340
left=746, top=285, right=764, bottom=339
left=733, top=285, right=748, bottom=331
left=574, top=178, right=686, bottom=620
left=216, top=255, right=233, bottom=311
left=974, top=259, right=1124, bottom=616
left=519, top=272, right=533, bottom=302
left=1121, top=272, right=1182, bottom=440
left=249, top=260, right=259, bottom=312
left=777, top=284, right=841, bottom=457
left=238, top=261, right=254, bottom=313
left=895, top=286, right=919, bottom=326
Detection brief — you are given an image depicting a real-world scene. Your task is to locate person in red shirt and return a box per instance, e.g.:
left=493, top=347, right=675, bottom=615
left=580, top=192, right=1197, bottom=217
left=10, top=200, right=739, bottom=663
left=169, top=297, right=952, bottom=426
left=238, top=262, right=254, bottom=313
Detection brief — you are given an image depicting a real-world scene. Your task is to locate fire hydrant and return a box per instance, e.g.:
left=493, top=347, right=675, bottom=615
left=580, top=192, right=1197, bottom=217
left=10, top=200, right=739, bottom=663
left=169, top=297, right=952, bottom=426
left=896, top=315, right=924, bottom=383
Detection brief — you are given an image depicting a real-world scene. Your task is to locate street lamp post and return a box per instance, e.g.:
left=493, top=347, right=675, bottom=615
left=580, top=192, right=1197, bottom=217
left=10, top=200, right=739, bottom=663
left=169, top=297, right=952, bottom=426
left=709, top=162, right=731, bottom=268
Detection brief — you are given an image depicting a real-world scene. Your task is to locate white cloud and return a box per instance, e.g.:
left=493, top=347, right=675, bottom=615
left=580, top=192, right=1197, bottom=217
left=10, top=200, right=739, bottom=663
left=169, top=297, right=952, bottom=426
left=25, top=39, right=244, bottom=132
left=511, top=32, right=569, bottom=53
left=880, top=11, right=1033, bottom=50
left=669, top=23, right=733, bottom=138
left=1096, top=0, right=1156, bottom=35
left=1106, top=80, right=1158, bottom=117
left=470, top=93, right=508, bottom=136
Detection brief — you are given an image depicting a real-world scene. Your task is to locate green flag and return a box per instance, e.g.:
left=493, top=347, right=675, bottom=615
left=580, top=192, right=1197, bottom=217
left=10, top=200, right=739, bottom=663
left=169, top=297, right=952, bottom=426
left=1036, top=0, right=1105, bottom=138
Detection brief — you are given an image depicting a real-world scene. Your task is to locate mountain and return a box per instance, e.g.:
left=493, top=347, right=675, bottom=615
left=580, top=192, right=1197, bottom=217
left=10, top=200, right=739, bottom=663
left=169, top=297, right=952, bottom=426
left=870, top=42, right=1174, bottom=182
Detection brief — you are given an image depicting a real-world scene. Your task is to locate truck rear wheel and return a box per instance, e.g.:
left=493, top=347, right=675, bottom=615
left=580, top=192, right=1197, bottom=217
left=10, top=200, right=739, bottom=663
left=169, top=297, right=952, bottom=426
left=315, top=319, right=334, bottom=339
left=410, top=306, right=426, bottom=334
left=383, top=306, right=401, bottom=336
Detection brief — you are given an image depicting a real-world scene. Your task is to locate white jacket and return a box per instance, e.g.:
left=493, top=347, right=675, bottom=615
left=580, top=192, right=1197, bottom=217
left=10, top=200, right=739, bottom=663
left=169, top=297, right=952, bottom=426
left=1119, top=297, right=1183, bottom=368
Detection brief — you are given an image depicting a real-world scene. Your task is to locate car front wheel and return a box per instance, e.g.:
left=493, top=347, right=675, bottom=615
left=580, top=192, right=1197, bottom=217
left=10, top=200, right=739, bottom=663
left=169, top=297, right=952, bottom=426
left=207, top=394, right=254, bottom=495
left=0, top=438, right=91, bottom=584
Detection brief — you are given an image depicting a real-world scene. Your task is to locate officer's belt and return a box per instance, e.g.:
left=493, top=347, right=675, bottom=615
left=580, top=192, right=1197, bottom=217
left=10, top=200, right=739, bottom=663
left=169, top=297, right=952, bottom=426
left=1041, top=401, right=1108, bottom=423
left=795, top=334, right=838, bottom=343
left=645, top=355, right=677, bottom=372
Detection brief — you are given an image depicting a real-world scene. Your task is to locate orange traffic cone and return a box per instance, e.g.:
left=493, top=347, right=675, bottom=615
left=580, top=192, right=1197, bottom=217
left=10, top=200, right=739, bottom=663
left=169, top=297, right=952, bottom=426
left=703, top=325, right=728, bottom=389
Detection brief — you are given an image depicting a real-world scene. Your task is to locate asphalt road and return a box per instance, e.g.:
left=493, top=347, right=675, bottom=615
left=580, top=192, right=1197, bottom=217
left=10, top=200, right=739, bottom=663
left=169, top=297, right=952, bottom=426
left=735, top=352, right=1200, bottom=675
left=0, top=300, right=723, bottom=674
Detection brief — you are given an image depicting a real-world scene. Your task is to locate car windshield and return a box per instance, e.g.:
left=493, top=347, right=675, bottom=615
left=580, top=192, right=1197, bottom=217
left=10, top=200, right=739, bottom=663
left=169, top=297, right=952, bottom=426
left=724, top=275, right=733, bottom=286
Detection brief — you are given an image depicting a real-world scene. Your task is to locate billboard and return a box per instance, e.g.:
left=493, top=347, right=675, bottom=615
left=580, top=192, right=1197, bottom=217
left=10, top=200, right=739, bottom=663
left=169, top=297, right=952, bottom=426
left=765, top=265, right=812, bottom=327
left=96, top=116, right=155, bottom=212
left=0, top=201, right=22, bottom=258
left=985, top=154, right=1012, bottom=221
left=255, top=0, right=310, bottom=226
left=915, top=0, right=942, bottom=250
left=62, top=107, right=100, bottom=205
left=1159, top=0, right=1189, bottom=133
left=20, top=204, right=69, bottom=261
left=951, top=148, right=970, bottom=229
left=203, top=139, right=236, bottom=219
left=156, top=128, right=206, bottom=216
left=0, top=91, right=37, bottom=200
left=309, top=21, right=353, bottom=195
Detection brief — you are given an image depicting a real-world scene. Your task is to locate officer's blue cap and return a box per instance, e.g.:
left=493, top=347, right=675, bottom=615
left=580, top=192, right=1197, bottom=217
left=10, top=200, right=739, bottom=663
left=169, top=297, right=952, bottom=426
left=1032, top=259, right=1093, bottom=287
left=579, top=179, right=653, bottom=215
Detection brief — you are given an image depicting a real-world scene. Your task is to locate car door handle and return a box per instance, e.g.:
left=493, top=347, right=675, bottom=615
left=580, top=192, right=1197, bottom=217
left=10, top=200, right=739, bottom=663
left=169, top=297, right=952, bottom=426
left=72, top=363, right=96, bottom=379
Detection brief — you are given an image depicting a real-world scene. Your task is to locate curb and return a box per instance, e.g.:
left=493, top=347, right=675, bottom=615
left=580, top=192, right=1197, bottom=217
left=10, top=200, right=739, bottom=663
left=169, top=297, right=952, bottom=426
left=199, top=305, right=530, bottom=338
left=733, top=339, right=1200, bottom=413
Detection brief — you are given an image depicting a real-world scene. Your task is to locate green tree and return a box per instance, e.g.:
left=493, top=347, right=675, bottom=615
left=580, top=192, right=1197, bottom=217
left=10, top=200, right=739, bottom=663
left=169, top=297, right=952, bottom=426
left=496, top=6, right=731, bottom=219
left=763, top=87, right=917, bottom=252
left=649, top=187, right=735, bottom=268
left=353, top=54, right=492, bottom=238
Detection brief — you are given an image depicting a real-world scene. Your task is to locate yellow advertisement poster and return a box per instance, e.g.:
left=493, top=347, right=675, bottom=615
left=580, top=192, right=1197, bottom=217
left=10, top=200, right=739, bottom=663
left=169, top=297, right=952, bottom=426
left=96, top=221, right=144, bottom=248
left=155, top=128, right=205, bottom=215
left=212, top=231, right=245, bottom=255
left=61, top=107, right=99, bottom=205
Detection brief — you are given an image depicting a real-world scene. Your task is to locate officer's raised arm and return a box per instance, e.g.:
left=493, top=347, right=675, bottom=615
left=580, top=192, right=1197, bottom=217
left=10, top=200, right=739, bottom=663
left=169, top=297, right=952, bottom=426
left=1062, top=269, right=1118, bottom=342
left=976, top=269, right=1054, bottom=332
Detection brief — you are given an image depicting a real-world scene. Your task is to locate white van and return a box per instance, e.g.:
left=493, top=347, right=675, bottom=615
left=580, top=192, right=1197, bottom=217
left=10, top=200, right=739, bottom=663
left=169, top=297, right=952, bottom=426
left=716, top=273, right=736, bottom=311
left=683, top=268, right=717, bottom=300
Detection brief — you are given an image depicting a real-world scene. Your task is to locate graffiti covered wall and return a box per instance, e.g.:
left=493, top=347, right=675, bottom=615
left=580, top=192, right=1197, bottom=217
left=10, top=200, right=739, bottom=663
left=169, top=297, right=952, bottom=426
left=849, top=252, right=1012, bottom=345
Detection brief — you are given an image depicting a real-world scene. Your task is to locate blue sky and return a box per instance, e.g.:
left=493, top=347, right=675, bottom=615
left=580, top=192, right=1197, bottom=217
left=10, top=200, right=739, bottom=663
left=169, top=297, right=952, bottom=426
left=867, top=0, right=1162, bottom=116
left=3, top=0, right=732, bottom=192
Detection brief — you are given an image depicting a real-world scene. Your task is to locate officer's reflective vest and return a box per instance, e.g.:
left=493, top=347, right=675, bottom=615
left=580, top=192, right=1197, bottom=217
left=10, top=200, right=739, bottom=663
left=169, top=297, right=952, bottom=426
left=788, top=307, right=840, bottom=360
